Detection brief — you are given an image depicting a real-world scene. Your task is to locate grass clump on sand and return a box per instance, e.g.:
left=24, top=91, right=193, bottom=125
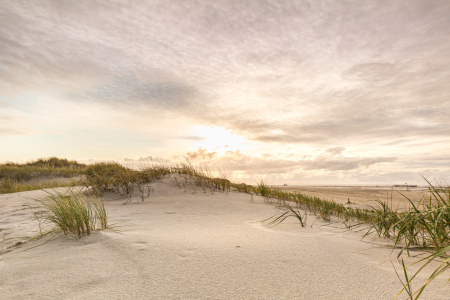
left=0, top=157, right=87, bottom=194
left=256, top=179, right=450, bottom=299
left=84, top=162, right=172, bottom=201
left=263, top=204, right=306, bottom=227
left=391, top=180, right=450, bottom=299
left=83, top=160, right=232, bottom=201
left=35, top=188, right=107, bottom=238
left=252, top=181, right=375, bottom=223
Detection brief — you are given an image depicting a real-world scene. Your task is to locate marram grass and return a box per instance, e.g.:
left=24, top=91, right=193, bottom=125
left=36, top=188, right=107, bottom=238
left=0, top=157, right=87, bottom=194
left=258, top=179, right=450, bottom=299
left=392, top=180, right=450, bottom=299
left=0, top=178, right=81, bottom=194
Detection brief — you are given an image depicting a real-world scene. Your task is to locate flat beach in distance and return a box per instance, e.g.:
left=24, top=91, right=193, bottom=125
left=275, top=185, right=431, bottom=211
left=1, top=174, right=449, bottom=299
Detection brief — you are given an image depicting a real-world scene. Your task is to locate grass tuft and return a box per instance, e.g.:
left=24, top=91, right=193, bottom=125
left=35, top=188, right=108, bottom=238
left=263, top=204, right=306, bottom=227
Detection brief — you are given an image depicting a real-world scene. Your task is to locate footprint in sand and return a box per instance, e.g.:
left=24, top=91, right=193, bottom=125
left=176, top=248, right=198, bottom=261
left=131, top=241, right=149, bottom=251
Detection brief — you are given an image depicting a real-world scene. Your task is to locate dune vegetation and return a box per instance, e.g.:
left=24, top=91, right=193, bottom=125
left=1, top=157, right=448, bottom=298
left=0, top=157, right=87, bottom=194
left=35, top=188, right=108, bottom=239
left=256, top=179, right=450, bottom=299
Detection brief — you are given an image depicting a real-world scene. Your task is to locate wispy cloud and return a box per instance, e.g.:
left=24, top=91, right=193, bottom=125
left=68, top=72, right=198, bottom=111
left=187, top=147, right=217, bottom=160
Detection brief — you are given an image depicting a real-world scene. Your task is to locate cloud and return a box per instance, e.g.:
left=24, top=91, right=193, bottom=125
left=187, top=149, right=397, bottom=175
left=1, top=0, right=450, bottom=183
left=325, top=147, right=346, bottom=156
left=187, top=147, right=217, bottom=160
left=176, top=136, right=205, bottom=141
left=68, top=72, right=198, bottom=112
left=301, top=156, right=397, bottom=171
left=342, top=62, right=399, bottom=86
left=122, top=156, right=171, bottom=163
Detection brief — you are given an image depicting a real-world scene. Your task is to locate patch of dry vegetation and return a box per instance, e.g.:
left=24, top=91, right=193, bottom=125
left=34, top=188, right=108, bottom=238
left=0, top=157, right=87, bottom=194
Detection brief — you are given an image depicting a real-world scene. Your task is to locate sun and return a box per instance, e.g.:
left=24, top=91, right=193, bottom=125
left=192, top=125, right=246, bottom=154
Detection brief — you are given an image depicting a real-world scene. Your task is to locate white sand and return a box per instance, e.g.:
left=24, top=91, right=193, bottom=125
left=1, top=176, right=449, bottom=299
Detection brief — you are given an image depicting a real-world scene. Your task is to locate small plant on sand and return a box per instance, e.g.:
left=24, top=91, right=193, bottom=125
left=35, top=188, right=107, bottom=238
left=363, top=199, right=400, bottom=240
left=392, top=179, right=450, bottom=299
left=256, top=180, right=271, bottom=199
left=263, top=204, right=306, bottom=227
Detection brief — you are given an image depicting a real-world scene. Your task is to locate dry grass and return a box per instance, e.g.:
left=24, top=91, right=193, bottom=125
left=259, top=179, right=450, bottom=299
left=34, top=188, right=107, bottom=238
left=0, top=157, right=87, bottom=194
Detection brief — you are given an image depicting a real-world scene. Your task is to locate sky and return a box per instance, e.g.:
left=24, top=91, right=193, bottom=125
left=1, top=0, right=450, bottom=185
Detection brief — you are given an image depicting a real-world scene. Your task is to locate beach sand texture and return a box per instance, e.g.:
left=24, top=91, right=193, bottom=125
left=1, top=176, right=449, bottom=299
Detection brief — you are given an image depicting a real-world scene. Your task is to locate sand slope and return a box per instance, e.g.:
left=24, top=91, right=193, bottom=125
left=1, top=177, right=448, bottom=299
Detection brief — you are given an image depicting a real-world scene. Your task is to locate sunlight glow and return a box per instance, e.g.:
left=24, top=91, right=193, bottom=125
left=192, top=125, right=247, bottom=154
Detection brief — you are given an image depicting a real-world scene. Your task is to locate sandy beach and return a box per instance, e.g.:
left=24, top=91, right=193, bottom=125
left=1, top=176, right=448, bottom=299
left=276, top=185, right=431, bottom=211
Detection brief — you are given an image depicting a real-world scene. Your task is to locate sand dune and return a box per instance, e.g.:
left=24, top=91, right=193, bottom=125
left=1, top=176, right=448, bottom=299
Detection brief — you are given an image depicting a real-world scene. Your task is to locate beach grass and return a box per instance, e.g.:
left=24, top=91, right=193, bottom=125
left=35, top=188, right=107, bottom=238
left=263, top=204, right=306, bottom=227
left=0, top=178, right=82, bottom=194
left=257, top=179, right=450, bottom=299
left=0, top=157, right=87, bottom=194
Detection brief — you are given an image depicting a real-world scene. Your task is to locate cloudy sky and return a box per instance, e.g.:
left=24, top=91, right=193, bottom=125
left=1, top=0, right=450, bottom=185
